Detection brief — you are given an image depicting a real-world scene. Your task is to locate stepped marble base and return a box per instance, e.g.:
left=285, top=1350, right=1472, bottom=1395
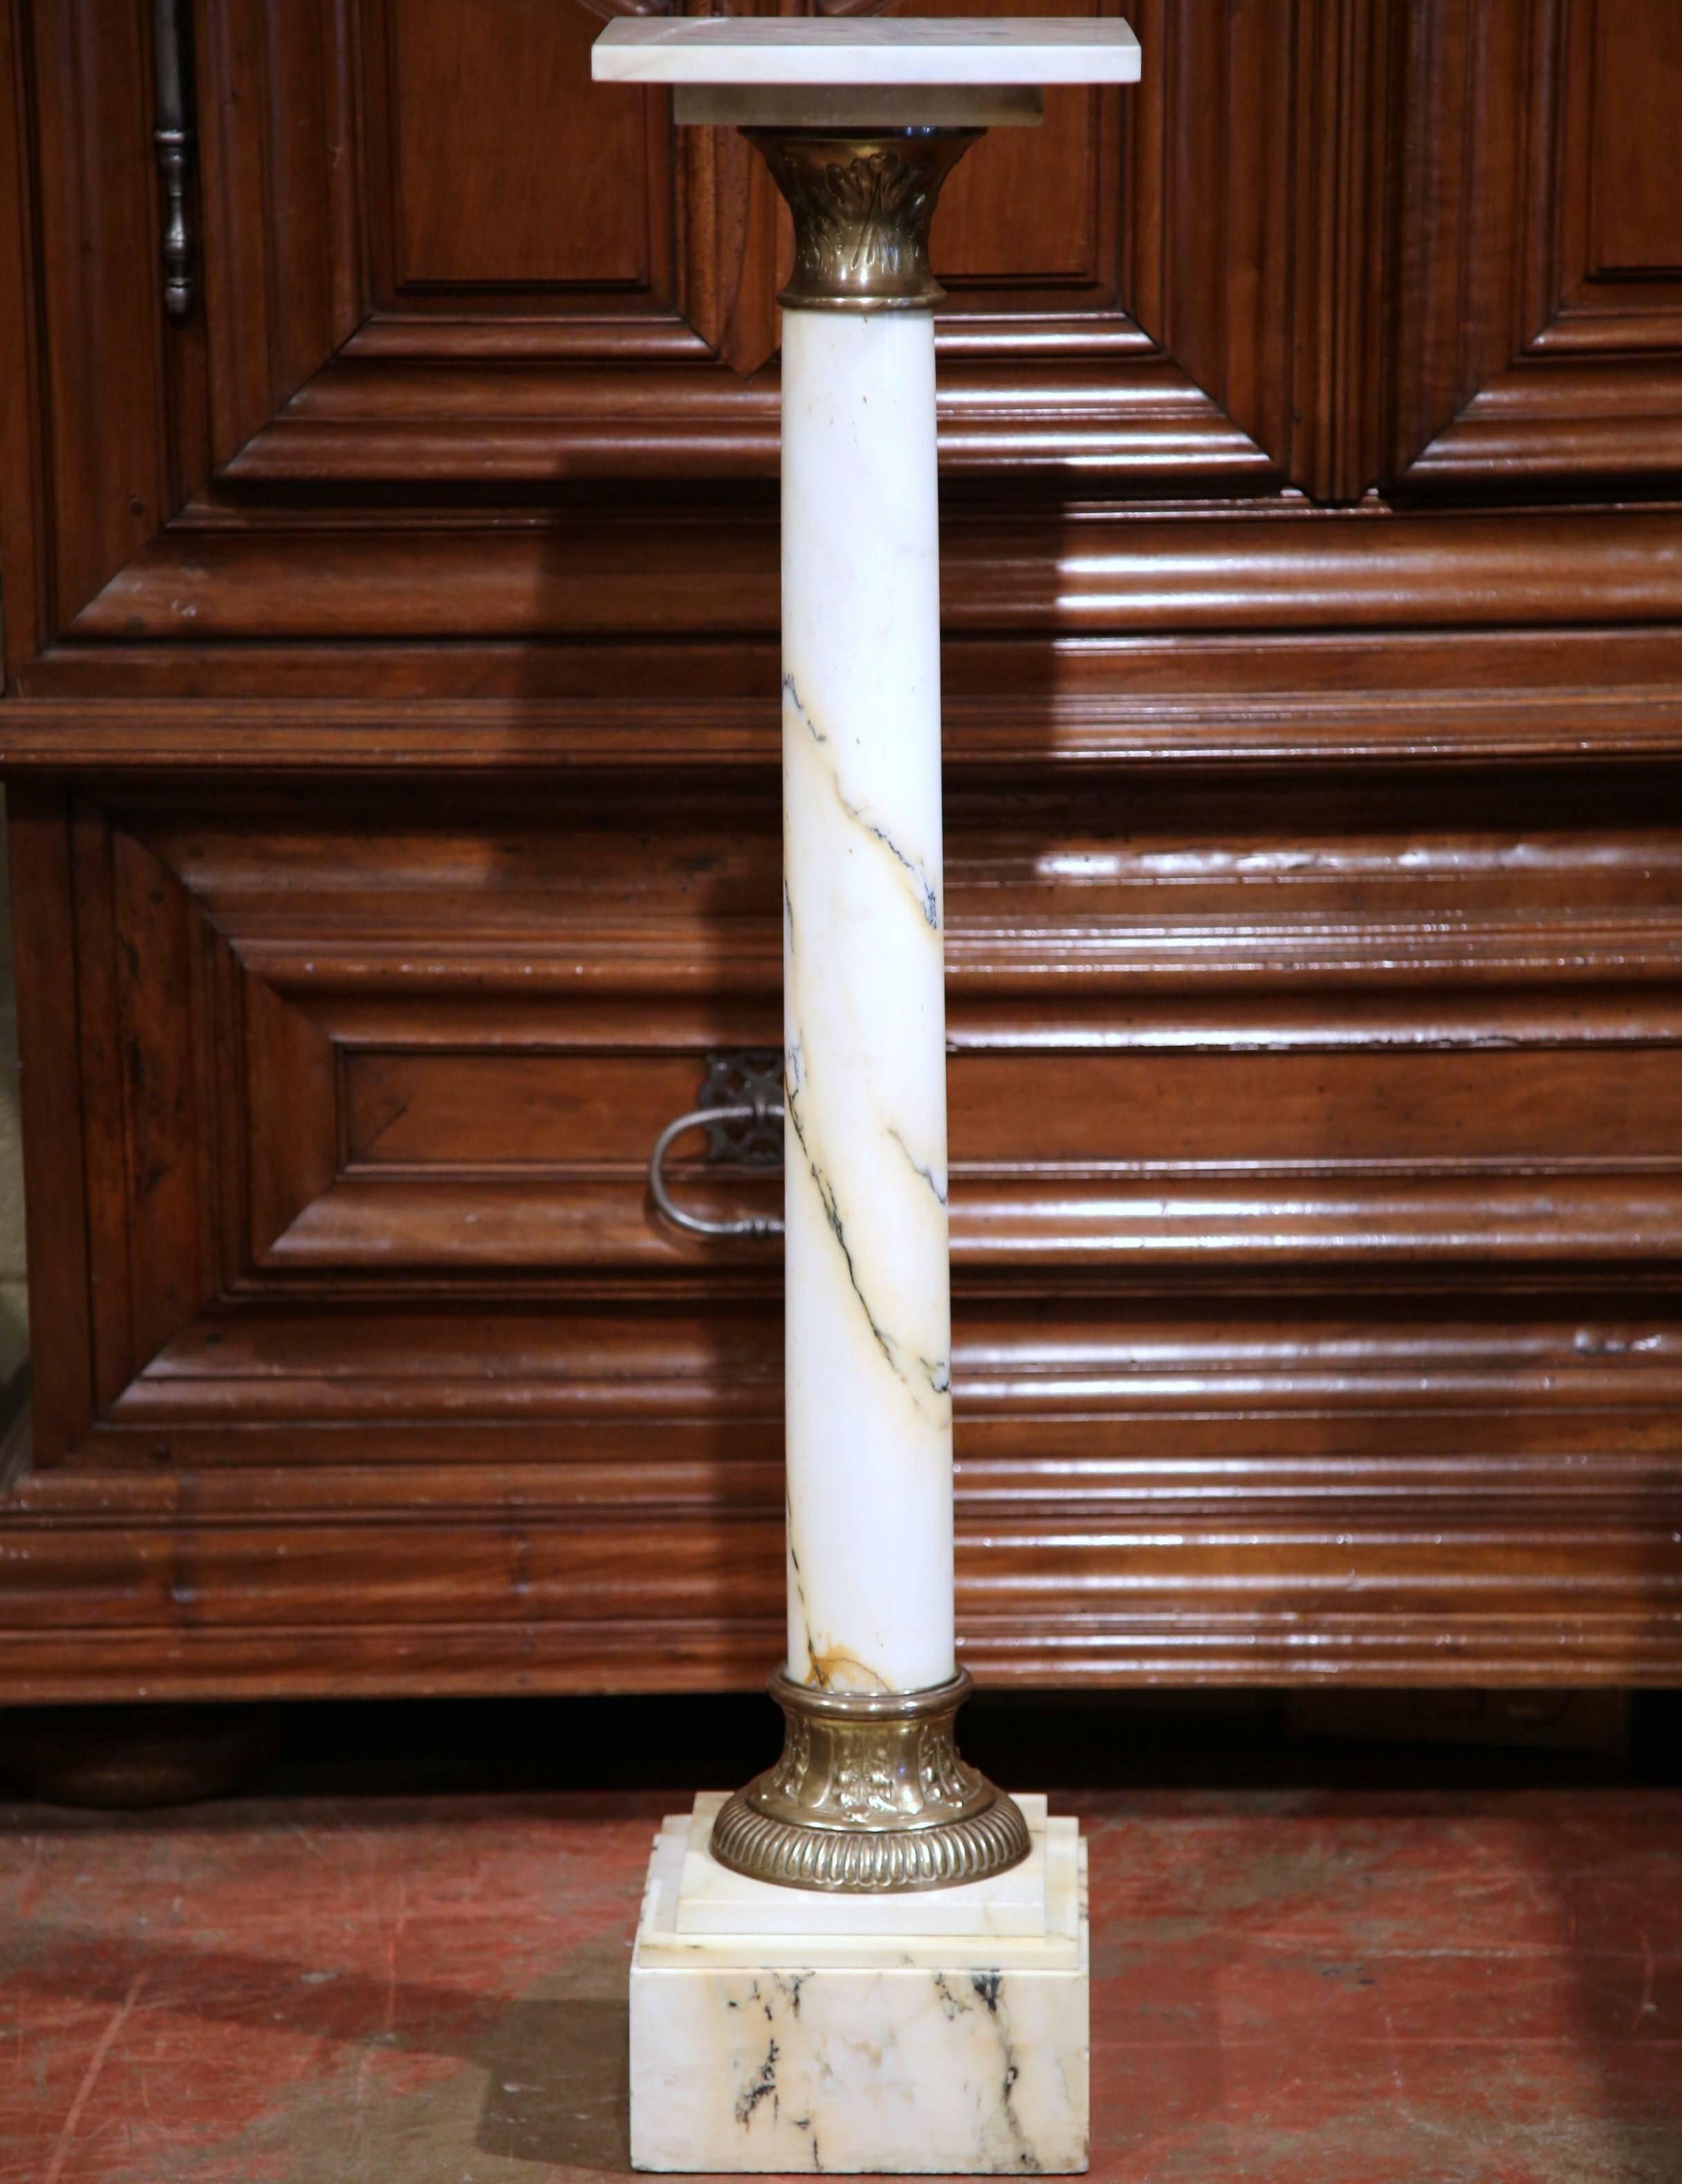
left=629, top=1793, right=1089, bottom=2172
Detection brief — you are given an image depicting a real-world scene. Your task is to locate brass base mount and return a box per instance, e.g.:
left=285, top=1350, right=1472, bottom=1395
left=710, top=1666, right=1031, bottom=1893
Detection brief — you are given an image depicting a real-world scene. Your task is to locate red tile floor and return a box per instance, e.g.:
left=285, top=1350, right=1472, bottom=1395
left=1, top=1783, right=1679, bottom=2183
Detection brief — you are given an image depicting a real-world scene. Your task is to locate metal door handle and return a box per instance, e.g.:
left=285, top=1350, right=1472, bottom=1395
left=648, top=1049, right=785, bottom=1241
left=152, top=0, right=197, bottom=319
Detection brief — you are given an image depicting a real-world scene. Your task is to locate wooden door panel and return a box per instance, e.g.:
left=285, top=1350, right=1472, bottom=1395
left=195, top=0, right=353, bottom=468
left=30, top=774, right=1682, bottom=1314
left=342, top=1050, right=714, bottom=1170
left=1582, top=0, right=1682, bottom=279
left=1388, top=0, right=1682, bottom=493
left=935, top=86, right=1100, bottom=286
left=1558, top=0, right=1682, bottom=316
left=24, top=0, right=169, bottom=631
left=379, top=0, right=659, bottom=294
left=954, top=1048, right=1682, bottom=1167
left=356, top=1043, right=1682, bottom=1172
left=921, top=0, right=1107, bottom=290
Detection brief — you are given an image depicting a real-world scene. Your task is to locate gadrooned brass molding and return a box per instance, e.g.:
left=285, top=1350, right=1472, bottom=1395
left=710, top=1666, right=1032, bottom=1892
left=744, top=127, right=982, bottom=311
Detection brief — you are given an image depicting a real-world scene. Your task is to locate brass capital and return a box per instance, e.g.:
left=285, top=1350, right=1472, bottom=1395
left=745, top=127, right=981, bottom=312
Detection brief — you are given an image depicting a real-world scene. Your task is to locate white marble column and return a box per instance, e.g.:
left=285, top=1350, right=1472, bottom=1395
left=780, top=304, right=954, bottom=1698
left=597, top=11, right=1138, bottom=1926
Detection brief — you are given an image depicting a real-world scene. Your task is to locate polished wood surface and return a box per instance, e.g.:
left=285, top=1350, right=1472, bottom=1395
left=1, top=0, right=1680, bottom=1696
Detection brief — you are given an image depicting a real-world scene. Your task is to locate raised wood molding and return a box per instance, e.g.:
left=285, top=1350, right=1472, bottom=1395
left=3, top=1387, right=1680, bottom=1696
left=1, top=776, right=1678, bottom=1692
left=17, top=504, right=1682, bottom=672
left=5, top=1289, right=1682, bottom=1693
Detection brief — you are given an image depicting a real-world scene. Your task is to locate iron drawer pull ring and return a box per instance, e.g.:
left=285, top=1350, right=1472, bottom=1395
left=649, top=1099, right=786, bottom=1240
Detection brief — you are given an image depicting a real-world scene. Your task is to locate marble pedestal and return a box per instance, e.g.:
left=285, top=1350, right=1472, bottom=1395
left=594, top=18, right=1138, bottom=2172
left=630, top=1795, right=1089, bottom=2173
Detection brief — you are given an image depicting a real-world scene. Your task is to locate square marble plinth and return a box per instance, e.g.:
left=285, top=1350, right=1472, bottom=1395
left=630, top=1795, right=1089, bottom=2173
left=595, top=15, right=1139, bottom=131
left=592, top=17, right=1143, bottom=86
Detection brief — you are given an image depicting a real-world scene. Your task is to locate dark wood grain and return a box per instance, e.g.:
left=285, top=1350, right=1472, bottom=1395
left=375, top=0, right=666, bottom=297
left=6, top=789, right=96, bottom=1462
left=24, top=0, right=167, bottom=633
left=0, top=0, right=44, bottom=681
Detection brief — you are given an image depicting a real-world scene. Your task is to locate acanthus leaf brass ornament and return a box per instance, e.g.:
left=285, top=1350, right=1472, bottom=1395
left=745, top=127, right=981, bottom=311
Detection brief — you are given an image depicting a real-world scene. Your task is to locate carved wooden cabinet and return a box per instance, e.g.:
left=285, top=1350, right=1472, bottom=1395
left=1, top=0, right=1679, bottom=1697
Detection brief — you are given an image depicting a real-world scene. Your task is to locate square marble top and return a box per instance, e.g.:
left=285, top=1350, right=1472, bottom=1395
left=592, top=17, right=1141, bottom=88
